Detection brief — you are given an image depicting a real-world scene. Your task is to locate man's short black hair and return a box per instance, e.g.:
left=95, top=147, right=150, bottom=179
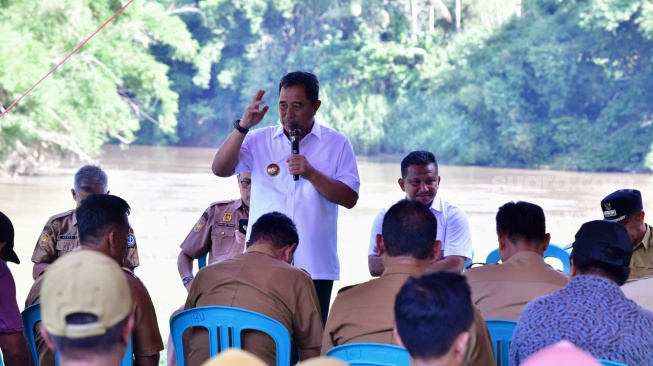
left=76, top=194, right=130, bottom=244
left=570, top=251, right=630, bottom=285
left=278, top=71, right=319, bottom=104
left=382, top=200, right=436, bottom=260
left=249, top=212, right=299, bottom=249
left=50, top=315, right=128, bottom=360
left=400, top=151, right=438, bottom=178
left=395, top=272, right=474, bottom=360
left=496, top=201, right=547, bottom=245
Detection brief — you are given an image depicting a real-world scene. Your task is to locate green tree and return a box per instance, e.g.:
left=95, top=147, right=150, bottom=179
left=0, top=0, right=197, bottom=172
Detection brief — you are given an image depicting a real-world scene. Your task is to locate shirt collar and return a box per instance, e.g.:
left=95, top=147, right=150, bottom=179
left=381, top=263, right=423, bottom=277
left=429, top=195, right=444, bottom=213
left=505, top=251, right=547, bottom=262
left=246, top=245, right=276, bottom=258
left=72, top=209, right=77, bottom=226
left=272, top=119, right=322, bottom=141
left=568, top=274, right=625, bottom=298
left=640, top=224, right=651, bottom=250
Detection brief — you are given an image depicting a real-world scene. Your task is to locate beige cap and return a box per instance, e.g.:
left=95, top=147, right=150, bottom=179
left=200, top=348, right=266, bottom=366
left=41, top=250, right=132, bottom=339
left=297, top=357, right=349, bottom=366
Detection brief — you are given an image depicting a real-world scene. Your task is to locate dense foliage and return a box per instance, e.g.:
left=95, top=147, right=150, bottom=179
left=1, top=0, right=652, bottom=172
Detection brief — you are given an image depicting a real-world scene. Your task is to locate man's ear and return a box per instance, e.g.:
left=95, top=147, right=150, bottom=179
left=542, top=233, right=551, bottom=252
left=433, top=240, right=442, bottom=257
left=71, top=188, right=77, bottom=201
left=452, top=331, right=471, bottom=360
left=375, top=234, right=385, bottom=255
left=284, top=244, right=297, bottom=262
left=40, top=325, right=57, bottom=352
left=312, top=100, right=322, bottom=115
left=398, top=178, right=406, bottom=192
left=497, top=232, right=506, bottom=251
left=392, top=326, right=404, bottom=348
left=122, top=310, right=135, bottom=346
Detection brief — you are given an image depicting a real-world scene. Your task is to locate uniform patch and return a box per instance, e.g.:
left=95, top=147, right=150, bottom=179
left=59, top=235, right=76, bottom=240
left=40, top=226, right=53, bottom=247
left=222, top=212, right=233, bottom=222
left=194, top=212, right=209, bottom=233
left=127, top=228, right=136, bottom=248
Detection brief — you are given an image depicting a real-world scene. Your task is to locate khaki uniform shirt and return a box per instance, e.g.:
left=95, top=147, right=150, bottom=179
left=180, top=199, right=248, bottom=263
left=622, top=275, right=653, bottom=312
left=31, top=209, right=139, bottom=268
left=25, top=263, right=163, bottom=366
left=322, top=264, right=495, bottom=366
left=184, top=245, right=322, bottom=366
left=464, top=251, right=569, bottom=320
left=631, top=224, right=653, bottom=279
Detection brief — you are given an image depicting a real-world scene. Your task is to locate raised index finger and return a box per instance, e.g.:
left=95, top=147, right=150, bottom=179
left=252, top=89, right=266, bottom=103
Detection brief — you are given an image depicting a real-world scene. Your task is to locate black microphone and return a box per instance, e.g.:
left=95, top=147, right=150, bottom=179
left=290, top=125, right=301, bottom=181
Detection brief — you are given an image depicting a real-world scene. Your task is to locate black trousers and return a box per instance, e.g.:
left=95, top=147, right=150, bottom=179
left=291, top=279, right=334, bottom=364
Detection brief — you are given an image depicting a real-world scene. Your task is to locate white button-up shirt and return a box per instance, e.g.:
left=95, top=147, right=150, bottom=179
left=367, top=195, right=473, bottom=263
left=235, top=121, right=360, bottom=280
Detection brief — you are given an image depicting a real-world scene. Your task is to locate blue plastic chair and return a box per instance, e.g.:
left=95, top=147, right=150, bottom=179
left=485, top=244, right=571, bottom=273
left=170, top=306, right=291, bottom=366
left=197, top=248, right=209, bottom=269
left=325, top=342, right=410, bottom=366
left=485, top=319, right=517, bottom=366
left=597, top=360, right=628, bottom=366
left=21, top=303, right=133, bottom=366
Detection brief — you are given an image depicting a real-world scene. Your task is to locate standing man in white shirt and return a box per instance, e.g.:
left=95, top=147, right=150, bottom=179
left=368, top=150, right=472, bottom=276
left=211, top=71, right=360, bottom=324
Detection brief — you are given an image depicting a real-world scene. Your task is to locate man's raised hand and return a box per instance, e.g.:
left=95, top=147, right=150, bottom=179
left=240, top=89, right=270, bottom=129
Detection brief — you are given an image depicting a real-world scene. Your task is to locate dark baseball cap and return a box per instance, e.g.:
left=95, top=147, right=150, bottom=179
left=0, top=211, right=20, bottom=264
left=572, top=220, right=632, bottom=267
left=600, top=189, right=643, bottom=222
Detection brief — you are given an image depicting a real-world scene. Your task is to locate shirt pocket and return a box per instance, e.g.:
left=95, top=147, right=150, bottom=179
left=55, top=240, right=77, bottom=256
left=211, top=226, right=237, bottom=255
left=310, top=160, right=337, bottom=178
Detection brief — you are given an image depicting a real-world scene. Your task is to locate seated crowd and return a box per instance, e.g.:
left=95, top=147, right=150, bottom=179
left=2, top=155, right=653, bottom=366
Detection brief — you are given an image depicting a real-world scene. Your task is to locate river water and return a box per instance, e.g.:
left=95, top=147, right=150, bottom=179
left=3, top=144, right=652, bottom=342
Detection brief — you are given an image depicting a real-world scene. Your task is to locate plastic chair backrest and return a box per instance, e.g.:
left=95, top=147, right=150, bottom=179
left=170, top=306, right=291, bottom=366
left=485, top=244, right=570, bottom=273
left=485, top=319, right=517, bottom=366
left=21, top=303, right=133, bottom=366
left=597, top=360, right=628, bottom=366
left=197, top=248, right=209, bottom=269
left=325, top=342, right=410, bottom=366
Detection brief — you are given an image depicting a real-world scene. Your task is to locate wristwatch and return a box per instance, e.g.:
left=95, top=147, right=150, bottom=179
left=233, top=119, right=249, bottom=135
left=182, top=275, right=194, bottom=285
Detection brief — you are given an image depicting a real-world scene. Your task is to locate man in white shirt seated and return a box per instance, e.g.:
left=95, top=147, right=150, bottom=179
left=368, top=150, right=472, bottom=275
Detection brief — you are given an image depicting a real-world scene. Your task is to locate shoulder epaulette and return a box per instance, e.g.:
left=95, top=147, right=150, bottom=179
left=337, top=284, right=359, bottom=294
left=46, top=209, right=75, bottom=223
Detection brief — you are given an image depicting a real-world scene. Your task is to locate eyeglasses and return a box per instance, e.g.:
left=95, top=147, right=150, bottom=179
left=407, top=179, right=438, bottom=188
left=240, top=179, right=251, bottom=189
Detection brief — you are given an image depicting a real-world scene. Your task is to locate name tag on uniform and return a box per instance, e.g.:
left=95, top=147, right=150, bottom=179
left=216, top=223, right=235, bottom=228
left=59, top=235, right=77, bottom=240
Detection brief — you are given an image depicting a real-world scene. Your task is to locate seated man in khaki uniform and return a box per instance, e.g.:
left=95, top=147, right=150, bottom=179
left=26, top=194, right=163, bottom=366
left=622, top=274, right=653, bottom=312
left=183, top=212, right=322, bottom=366
left=464, top=201, right=568, bottom=320
left=394, top=272, right=476, bottom=366
left=322, top=200, right=495, bottom=366
left=39, top=250, right=134, bottom=366
left=176, top=172, right=251, bottom=291
left=30, top=165, right=139, bottom=279
left=601, top=189, right=653, bottom=279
